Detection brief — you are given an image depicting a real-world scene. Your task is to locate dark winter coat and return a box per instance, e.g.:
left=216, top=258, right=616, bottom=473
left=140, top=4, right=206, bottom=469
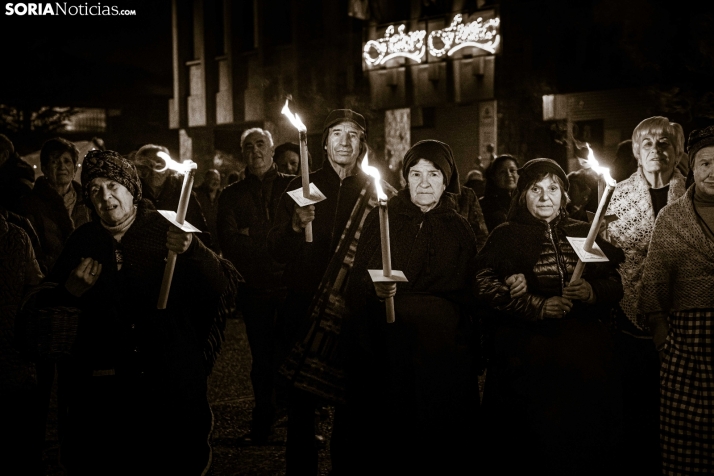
left=217, top=164, right=294, bottom=293
left=31, top=201, right=242, bottom=475
left=479, top=186, right=513, bottom=233
left=474, top=208, right=624, bottom=475
left=19, top=177, right=91, bottom=272
left=344, top=190, right=480, bottom=474
left=193, top=183, right=221, bottom=254
left=268, top=163, right=370, bottom=298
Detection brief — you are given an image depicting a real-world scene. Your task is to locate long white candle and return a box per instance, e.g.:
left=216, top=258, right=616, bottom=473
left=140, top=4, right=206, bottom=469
left=157, top=165, right=196, bottom=309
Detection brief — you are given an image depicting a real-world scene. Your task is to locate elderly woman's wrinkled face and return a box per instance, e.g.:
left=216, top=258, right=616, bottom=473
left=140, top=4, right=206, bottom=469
left=693, top=146, right=714, bottom=198
left=43, top=151, right=77, bottom=188
left=526, top=175, right=562, bottom=223
left=408, top=159, right=446, bottom=212
left=494, top=159, right=518, bottom=191
left=636, top=131, right=677, bottom=176
left=88, top=177, right=135, bottom=226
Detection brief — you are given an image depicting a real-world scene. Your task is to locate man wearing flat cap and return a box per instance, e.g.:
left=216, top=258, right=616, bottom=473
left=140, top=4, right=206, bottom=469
left=268, top=108, right=386, bottom=475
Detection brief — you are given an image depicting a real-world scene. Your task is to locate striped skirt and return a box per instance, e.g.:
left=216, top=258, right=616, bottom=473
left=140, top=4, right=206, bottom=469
left=660, top=310, right=714, bottom=475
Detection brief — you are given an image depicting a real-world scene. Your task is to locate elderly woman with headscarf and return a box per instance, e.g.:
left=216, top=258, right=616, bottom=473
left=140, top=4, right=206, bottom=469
left=24, top=150, right=242, bottom=475
left=474, top=158, right=624, bottom=475
left=344, top=140, right=525, bottom=475
left=639, top=125, right=714, bottom=476
left=603, top=116, right=688, bottom=474
left=479, top=153, right=519, bottom=232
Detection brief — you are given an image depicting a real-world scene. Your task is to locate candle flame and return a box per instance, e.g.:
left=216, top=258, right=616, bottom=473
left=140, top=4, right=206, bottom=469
left=281, top=100, right=307, bottom=132
left=155, top=151, right=197, bottom=175
left=585, top=143, right=616, bottom=186
left=360, top=152, right=387, bottom=201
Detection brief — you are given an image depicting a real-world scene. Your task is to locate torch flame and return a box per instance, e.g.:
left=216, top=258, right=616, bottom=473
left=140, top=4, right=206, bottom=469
left=585, top=143, right=616, bottom=186
left=155, top=151, right=197, bottom=175
left=361, top=152, right=387, bottom=201
left=281, top=100, right=307, bottom=132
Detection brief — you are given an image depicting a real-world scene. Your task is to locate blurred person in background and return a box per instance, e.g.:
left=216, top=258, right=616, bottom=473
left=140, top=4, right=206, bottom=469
left=0, top=133, right=36, bottom=214
left=274, top=141, right=302, bottom=176
left=463, top=168, right=486, bottom=198
left=217, top=128, right=294, bottom=445
left=132, top=144, right=215, bottom=251
left=194, top=168, right=223, bottom=255
left=479, top=154, right=519, bottom=232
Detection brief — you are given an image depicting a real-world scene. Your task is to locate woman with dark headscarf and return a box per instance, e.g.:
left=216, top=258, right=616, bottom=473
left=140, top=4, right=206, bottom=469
left=23, top=150, right=242, bottom=475
left=474, top=158, right=624, bottom=475
left=345, top=140, right=524, bottom=474
left=479, top=154, right=519, bottom=232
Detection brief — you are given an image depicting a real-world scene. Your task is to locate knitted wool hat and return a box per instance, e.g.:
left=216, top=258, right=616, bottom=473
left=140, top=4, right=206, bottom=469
left=81, top=149, right=142, bottom=203
left=516, top=158, right=569, bottom=193
left=687, top=125, right=714, bottom=167
left=402, top=139, right=461, bottom=194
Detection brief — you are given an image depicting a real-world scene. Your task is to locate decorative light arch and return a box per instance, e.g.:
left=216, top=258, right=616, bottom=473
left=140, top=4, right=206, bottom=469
left=363, top=24, right=427, bottom=66
left=428, top=14, right=500, bottom=57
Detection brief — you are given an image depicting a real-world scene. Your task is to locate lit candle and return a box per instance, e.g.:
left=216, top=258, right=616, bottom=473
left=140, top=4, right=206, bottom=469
left=569, top=144, right=616, bottom=284
left=156, top=151, right=198, bottom=309
left=282, top=100, right=313, bottom=242
left=361, top=154, right=396, bottom=323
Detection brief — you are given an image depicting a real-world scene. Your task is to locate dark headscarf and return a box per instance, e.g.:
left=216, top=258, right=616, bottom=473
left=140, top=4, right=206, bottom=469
left=687, top=125, right=714, bottom=168
left=515, top=158, right=569, bottom=194
left=402, top=139, right=460, bottom=194
left=81, top=149, right=142, bottom=203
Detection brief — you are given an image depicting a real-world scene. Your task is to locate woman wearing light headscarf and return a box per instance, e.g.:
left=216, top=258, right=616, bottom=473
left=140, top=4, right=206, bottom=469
left=639, top=125, right=714, bottom=476
left=25, top=150, right=242, bottom=475
left=604, top=116, right=688, bottom=474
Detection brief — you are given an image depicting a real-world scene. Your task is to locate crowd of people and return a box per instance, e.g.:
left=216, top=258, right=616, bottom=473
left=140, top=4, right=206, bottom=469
left=0, top=112, right=713, bottom=476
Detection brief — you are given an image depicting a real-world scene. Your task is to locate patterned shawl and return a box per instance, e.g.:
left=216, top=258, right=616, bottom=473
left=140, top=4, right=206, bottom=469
left=606, top=167, right=687, bottom=328
left=638, top=186, right=714, bottom=320
left=278, top=176, right=397, bottom=404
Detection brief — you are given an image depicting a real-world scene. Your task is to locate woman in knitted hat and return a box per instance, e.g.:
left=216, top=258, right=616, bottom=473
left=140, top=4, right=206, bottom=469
left=344, top=140, right=524, bottom=474
left=639, top=124, right=714, bottom=475
left=24, top=149, right=242, bottom=475
left=474, top=158, right=625, bottom=475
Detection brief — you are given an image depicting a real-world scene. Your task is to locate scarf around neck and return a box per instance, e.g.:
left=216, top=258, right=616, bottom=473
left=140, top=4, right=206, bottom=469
left=100, top=205, right=137, bottom=242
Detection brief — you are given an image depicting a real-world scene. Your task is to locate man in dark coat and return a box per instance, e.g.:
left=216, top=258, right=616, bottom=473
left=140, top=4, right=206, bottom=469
left=267, top=109, right=371, bottom=475
left=217, top=127, right=294, bottom=444
left=131, top=144, right=215, bottom=251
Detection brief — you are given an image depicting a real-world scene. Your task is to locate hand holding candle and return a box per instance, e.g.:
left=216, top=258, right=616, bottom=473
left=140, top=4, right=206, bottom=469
left=362, top=153, right=406, bottom=323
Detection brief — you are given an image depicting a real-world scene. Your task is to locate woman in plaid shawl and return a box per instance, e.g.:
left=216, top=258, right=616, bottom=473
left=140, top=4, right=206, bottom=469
left=640, top=125, right=714, bottom=476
